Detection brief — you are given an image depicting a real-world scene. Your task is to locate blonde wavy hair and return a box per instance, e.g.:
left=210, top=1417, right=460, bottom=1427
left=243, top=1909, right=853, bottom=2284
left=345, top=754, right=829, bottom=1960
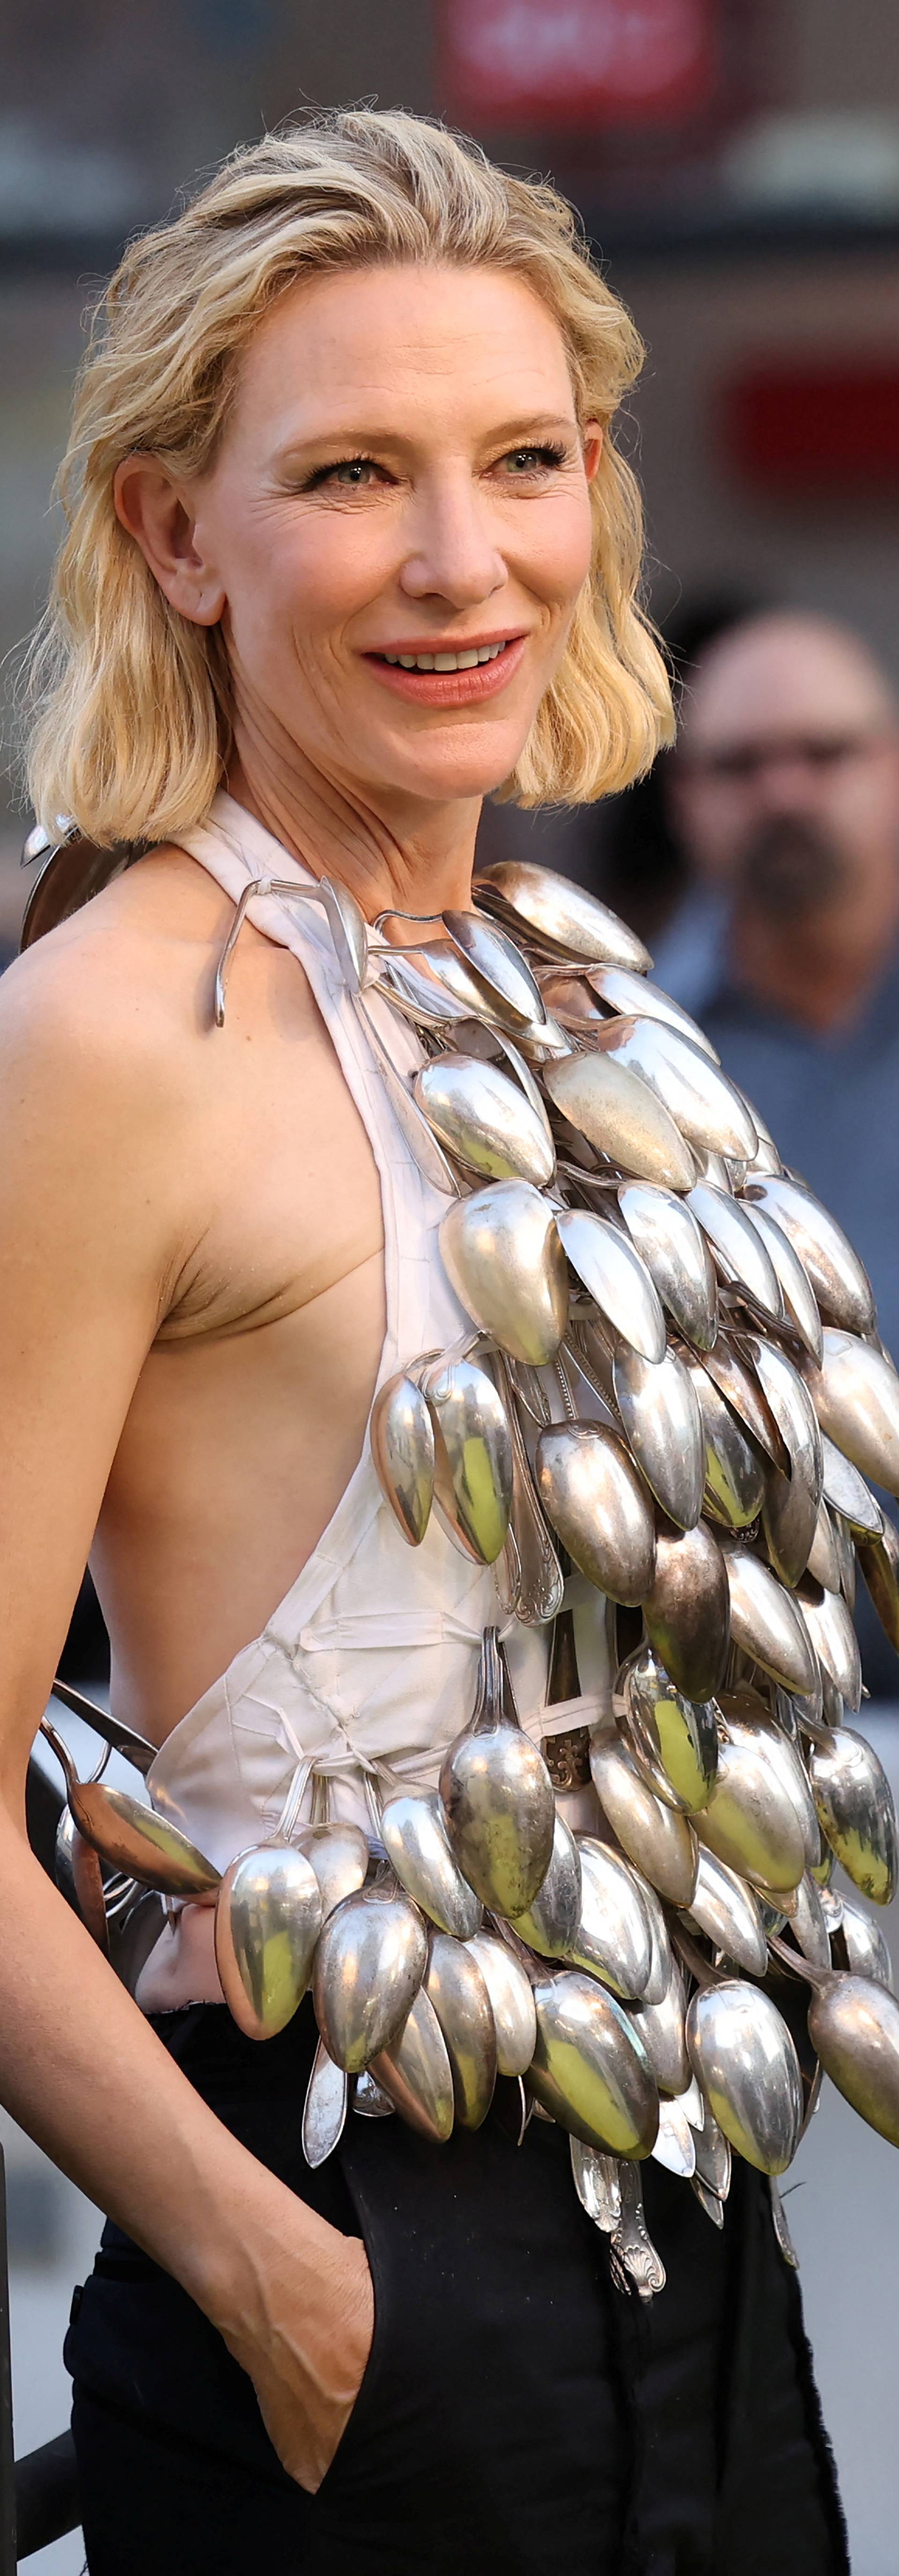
left=25, top=108, right=674, bottom=848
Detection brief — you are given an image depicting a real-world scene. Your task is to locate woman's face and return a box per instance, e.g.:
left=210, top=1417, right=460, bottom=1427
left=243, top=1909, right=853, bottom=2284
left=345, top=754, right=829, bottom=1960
left=135, top=263, right=599, bottom=815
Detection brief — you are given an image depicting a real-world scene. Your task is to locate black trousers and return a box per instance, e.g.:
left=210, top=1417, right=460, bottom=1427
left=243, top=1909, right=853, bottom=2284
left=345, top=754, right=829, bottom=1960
left=66, top=2000, right=848, bottom=2576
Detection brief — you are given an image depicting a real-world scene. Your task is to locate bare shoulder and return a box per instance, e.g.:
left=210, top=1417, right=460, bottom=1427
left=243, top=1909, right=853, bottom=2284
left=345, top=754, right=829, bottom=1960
left=0, top=851, right=241, bottom=1250
left=4, top=846, right=226, bottom=1071
left=0, top=843, right=316, bottom=1124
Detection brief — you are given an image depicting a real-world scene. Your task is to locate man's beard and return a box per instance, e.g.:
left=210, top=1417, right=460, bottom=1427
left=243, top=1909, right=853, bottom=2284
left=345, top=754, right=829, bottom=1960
left=734, top=816, right=851, bottom=922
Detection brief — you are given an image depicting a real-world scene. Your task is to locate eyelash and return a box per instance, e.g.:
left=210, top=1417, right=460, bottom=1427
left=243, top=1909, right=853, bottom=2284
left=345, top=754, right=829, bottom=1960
left=302, top=439, right=570, bottom=492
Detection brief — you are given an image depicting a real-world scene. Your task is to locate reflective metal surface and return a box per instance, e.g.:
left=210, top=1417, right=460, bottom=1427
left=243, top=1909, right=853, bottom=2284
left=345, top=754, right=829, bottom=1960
left=569, top=2136, right=622, bottom=2232
left=302, top=2037, right=348, bottom=2167
left=528, top=1971, right=659, bottom=2155
left=543, top=1049, right=697, bottom=1192
left=627, top=1868, right=674, bottom=2006
left=642, top=1522, right=730, bottom=1703
left=55, top=1806, right=109, bottom=1952
left=692, top=2106, right=732, bottom=2200
left=699, top=1339, right=788, bottom=1470
left=466, top=1932, right=538, bottom=2077
left=745, top=1176, right=876, bottom=1336
left=370, top=1369, right=436, bottom=1546
left=589, top=1732, right=699, bottom=1906
left=807, top=1326, right=899, bottom=1500
left=508, top=1810, right=582, bottom=1957
left=312, top=1881, right=428, bottom=2071
left=425, top=1355, right=513, bottom=1565
left=567, top=1836, right=654, bottom=1999
left=617, top=1181, right=718, bottom=1352
left=838, top=1895, right=894, bottom=1990
left=370, top=1987, right=455, bottom=2142
left=797, top=1580, right=862, bottom=1713
left=49, top=1677, right=156, bottom=1778
left=685, top=1354, right=766, bottom=1532
left=380, top=1788, right=482, bottom=1938
left=588, top=965, right=720, bottom=1059
left=439, top=1180, right=568, bottom=1364
left=594, top=1017, right=758, bottom=1165
left=558, top=1207, right=666, bottom=1362
left=722, top=1544, right=819, bottom=1697
left=819, top=1431, right=883, bottom=1534
left=752, top=1336, right=824, bottom=1580
left=294, top=1821, right=370, bottom=1920
left=629, top=1955, right=691, bottom=2096
left=686, top=1981, right=803, bottom=2174
left=424, top=1932, right=497, bottom=2128
left=495, top=1354, right=564, bottom=1625
left=808, top=1725, right=898, bottom=1905
left=621, top=1646, right=719, bottom=1813
left=611, top=1343, right=705, bottom=1529
left=441, top=908, right=546, bottom=1030
left=739, top=1201, right=823, bottom=1364
left=41, top=1714, right=220, bottom=1899
left=694, top=1720, right=806, bottom=1895
left=215, top=1844, right=322, bottom=2041
left=683, top=1848, right=769, bottom=1977
left=476, top=859, right=652, bottom=972
left=414, top=1052, right=555, bottom=1186
left=651, top=2096, right=697, bottom=2176
left=806, top=1971, right=899, bottom=2148
left=609, top=2159, right=667, bottom=2297
left=687, top=1184, right=784, bottom=1326
left=535, top=1422, right=656, bottom=1606
left=439, top=1629, right=555, bottom=1915
left=856, top=1516, right=899, bottom=1654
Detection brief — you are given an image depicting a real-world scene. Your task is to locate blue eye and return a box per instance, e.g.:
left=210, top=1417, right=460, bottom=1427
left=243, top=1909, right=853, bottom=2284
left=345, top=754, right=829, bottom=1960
left=500, top=442, right=568, bottom=474
left=302, top=454, right=385, bottom=492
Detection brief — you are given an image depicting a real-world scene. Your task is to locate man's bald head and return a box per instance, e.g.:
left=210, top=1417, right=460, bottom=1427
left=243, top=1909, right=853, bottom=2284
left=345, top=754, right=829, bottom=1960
left=670, top=608, right=899, bottom=910
left=681, top=611, right=896, bottom=762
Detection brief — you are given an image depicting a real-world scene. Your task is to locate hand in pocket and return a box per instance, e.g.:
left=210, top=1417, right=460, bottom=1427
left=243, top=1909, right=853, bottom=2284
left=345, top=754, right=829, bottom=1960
left=228, top=2221, right=376, bottom=2495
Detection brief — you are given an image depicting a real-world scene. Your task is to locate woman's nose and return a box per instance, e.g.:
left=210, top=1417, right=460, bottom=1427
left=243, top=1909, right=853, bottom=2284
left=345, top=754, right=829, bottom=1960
left=398, top=480, right=506, bottom=610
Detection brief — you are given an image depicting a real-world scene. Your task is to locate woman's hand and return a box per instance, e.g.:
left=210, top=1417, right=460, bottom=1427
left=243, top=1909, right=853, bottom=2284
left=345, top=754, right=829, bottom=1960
left=221, top=2220, right=375, bottom=2494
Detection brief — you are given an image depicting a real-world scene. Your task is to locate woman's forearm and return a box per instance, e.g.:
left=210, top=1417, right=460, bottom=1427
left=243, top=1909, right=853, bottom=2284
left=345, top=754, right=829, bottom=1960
left=0, top=1811, right=339, bottom=2342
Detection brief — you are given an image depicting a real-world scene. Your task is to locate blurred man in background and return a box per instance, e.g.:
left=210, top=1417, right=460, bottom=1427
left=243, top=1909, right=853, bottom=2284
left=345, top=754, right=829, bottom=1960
left=656, top=609, right=899, bottom=1691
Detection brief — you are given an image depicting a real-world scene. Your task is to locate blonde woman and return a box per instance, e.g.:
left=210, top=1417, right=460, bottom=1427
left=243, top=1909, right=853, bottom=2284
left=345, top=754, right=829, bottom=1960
left=7, top=111, right=844, bottom=2574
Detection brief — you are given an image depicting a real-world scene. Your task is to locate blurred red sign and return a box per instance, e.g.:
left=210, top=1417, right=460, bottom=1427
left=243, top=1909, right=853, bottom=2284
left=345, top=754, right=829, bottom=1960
left=723, top=364, right=899, bottom=493
left=439, top=0, right=717, bottom=127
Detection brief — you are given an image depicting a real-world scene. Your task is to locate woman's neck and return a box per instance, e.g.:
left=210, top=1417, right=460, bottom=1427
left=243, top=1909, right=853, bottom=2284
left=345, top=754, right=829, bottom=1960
left=227, top=734, right=482, bottom=932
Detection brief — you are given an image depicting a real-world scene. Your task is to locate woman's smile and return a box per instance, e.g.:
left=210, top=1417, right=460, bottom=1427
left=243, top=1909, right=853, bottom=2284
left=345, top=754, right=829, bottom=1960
left=363, top=631, right=528, bottom=705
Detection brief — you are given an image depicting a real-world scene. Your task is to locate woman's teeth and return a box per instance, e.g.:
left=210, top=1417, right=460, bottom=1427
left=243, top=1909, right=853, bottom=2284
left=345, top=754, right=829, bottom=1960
left=380, top=641, right=509, bottom=671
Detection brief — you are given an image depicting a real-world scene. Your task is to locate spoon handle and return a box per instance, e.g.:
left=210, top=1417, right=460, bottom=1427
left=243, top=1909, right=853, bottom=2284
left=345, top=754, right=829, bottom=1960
left=354, top=994, right=461, bottom=1198
left=609, top=2162, right=666, bottom=2299
left=302, top=2038, right=348, bottom=2168
left=49, top=1680, right=157, bottom=1778
left=497, top=1358, right=564, bottom=1627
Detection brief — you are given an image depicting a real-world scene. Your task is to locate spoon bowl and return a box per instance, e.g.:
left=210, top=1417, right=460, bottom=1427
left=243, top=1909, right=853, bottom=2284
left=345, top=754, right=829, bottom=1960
left=215, top=1844, right=322, bottom=2041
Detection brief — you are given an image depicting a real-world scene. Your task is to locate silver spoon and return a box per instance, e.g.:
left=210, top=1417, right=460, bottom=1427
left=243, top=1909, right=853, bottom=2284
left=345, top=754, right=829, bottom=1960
left=40, top=1717, right=220, bottom=1898
left=302, top=2037, right=349, bottom=2168
left=439, top=1628, right=555, bottom=1917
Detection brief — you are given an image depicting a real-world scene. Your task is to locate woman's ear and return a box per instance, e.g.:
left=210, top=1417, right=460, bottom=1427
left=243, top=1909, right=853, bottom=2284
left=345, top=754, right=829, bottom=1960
left=113, top=456, right=226, bottom=627
left=582, top=422, right=604, bottom=483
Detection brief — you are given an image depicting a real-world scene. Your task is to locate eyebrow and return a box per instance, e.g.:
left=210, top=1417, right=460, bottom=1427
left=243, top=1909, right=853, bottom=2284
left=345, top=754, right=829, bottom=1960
left=273, top=409, right=579, bottom=464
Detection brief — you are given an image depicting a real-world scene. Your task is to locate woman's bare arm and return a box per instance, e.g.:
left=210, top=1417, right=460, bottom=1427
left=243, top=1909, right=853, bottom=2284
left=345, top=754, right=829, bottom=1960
left=0, top=933, right=372, bottom=2490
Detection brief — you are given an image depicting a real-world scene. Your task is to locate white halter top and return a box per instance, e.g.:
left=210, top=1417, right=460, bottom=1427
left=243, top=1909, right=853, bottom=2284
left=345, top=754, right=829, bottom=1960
left=137, top=795, right=611, bottom=2008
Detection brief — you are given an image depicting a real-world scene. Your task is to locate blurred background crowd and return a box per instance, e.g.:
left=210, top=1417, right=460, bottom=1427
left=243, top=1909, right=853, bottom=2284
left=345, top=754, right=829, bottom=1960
left=3, top=2, right=899, bottom=2568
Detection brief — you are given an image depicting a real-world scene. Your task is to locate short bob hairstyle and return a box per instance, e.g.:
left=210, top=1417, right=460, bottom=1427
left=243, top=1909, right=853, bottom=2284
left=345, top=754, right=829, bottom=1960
left=25, top=107, right=674, bottom=848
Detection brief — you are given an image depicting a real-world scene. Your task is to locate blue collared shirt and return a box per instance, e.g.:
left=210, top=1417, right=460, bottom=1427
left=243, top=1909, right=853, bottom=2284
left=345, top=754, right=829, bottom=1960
left=657, top=896, right=899, bottom=1695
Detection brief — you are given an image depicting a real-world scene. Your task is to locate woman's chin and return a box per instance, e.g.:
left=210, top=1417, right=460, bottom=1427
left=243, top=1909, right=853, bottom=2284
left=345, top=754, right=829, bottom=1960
left=359, top=729, right=532, bottom=809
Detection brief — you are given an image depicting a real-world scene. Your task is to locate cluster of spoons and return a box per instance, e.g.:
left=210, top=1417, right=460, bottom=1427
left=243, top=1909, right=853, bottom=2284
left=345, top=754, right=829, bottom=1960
left=41, top=855, right=899, bottom=2296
